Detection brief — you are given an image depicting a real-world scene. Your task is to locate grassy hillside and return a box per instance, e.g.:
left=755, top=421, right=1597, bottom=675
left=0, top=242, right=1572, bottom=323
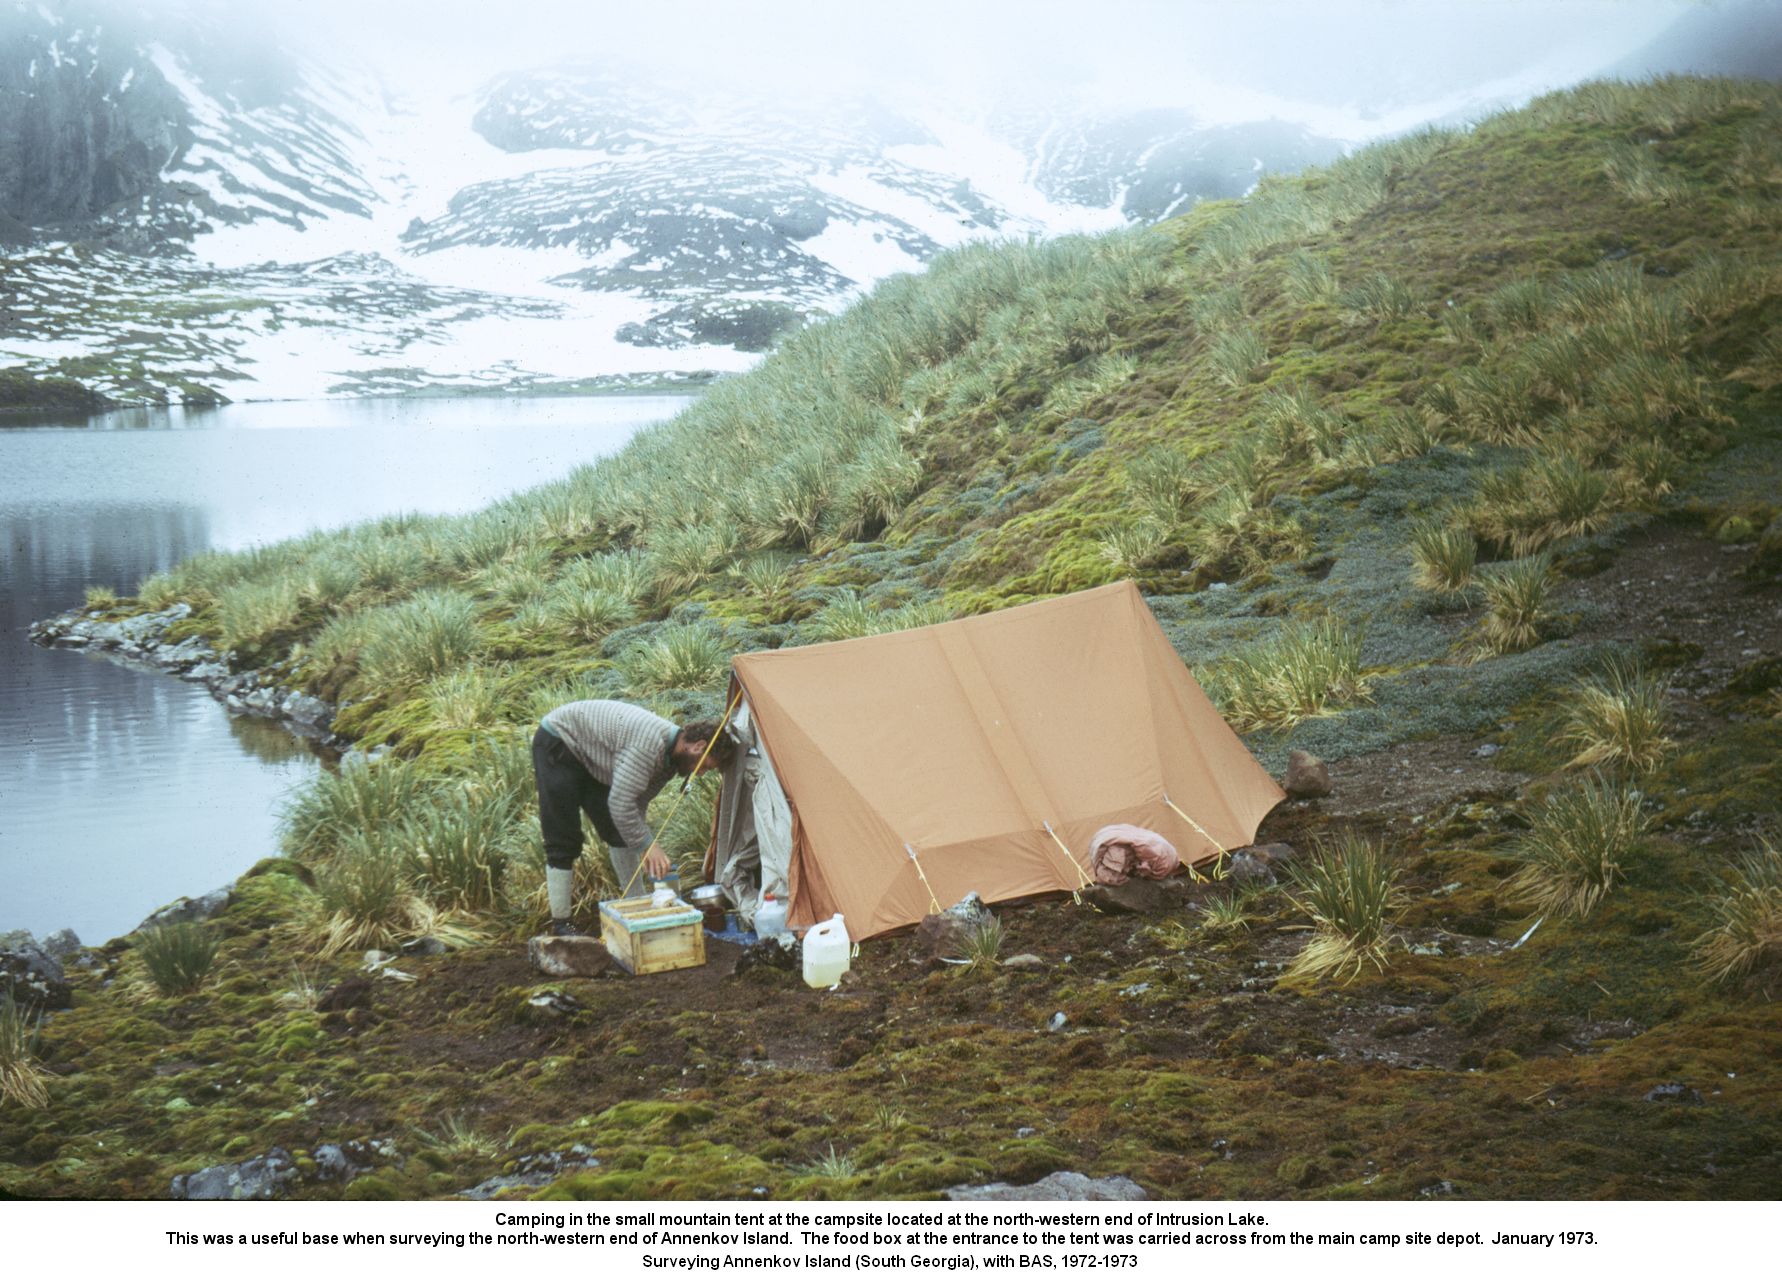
left=4, top=76, right=1781, bottom=1201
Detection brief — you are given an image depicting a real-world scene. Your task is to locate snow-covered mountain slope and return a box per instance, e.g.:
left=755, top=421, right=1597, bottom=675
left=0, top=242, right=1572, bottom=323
left=10, top=2, right=1753, bottom=405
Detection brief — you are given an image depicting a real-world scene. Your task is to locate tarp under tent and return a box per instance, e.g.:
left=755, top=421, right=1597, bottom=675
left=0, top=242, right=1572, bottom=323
left=704, top=580, right=1285, bottom=940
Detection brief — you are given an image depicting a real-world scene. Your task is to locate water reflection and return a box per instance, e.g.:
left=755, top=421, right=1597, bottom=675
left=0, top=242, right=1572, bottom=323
left=0, top=393, right=690, bottom=941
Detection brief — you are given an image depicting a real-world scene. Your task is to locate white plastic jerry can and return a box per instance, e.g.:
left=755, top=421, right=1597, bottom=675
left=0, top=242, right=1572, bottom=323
left=802, top=913, right=852, bottom=988
left=754, top=891, right=788, bottom=939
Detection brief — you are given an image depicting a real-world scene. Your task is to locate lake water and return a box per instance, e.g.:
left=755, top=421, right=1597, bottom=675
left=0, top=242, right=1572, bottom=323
left=0, top=394, right=690, bottom=943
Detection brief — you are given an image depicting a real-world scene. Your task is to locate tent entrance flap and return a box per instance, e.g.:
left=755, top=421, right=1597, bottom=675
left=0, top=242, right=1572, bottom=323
left=706, top=693, right=794, bottom=927
left=726, top=581, right=1286, bottom=939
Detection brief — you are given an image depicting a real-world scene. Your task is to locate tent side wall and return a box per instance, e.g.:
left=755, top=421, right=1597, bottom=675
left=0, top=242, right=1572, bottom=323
left=732, top=581, right=1284, bottom=938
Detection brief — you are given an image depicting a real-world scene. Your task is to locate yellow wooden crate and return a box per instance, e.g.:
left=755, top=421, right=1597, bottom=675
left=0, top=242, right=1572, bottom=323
left=599, top=895, right=707, bottom=975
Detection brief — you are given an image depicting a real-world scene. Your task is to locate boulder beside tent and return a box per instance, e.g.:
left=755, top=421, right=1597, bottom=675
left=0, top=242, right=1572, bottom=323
left=705, top=580, right=1284, bottom=940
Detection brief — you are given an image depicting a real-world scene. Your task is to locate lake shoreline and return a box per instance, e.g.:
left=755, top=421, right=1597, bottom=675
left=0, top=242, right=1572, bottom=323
left=28, top=604, right=347, bottom=751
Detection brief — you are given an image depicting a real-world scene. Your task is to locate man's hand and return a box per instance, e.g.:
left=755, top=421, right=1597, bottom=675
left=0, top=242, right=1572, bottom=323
left=643, top=845, right=672, bottom=880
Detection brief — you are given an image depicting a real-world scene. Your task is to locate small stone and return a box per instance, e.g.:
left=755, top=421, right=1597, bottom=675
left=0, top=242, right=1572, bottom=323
left=135, top=887, right=234, bottom=932
left=1082, top=878, right=1169, bottom=915
left=40, top=929, right=83, bottom=961
left=317, top=978, right=373, bottom=1013
left=1002, top=953, right=1045, bottom=972
left=916, top=891, right=995, bottom=955
left=524, top=989, right=581, bottom=1020
left=945, top=1171, right=1147, bottom=1202
left=170, top=1148, right=298, bottom=1201
left=1283, top=750, right=1332, bottom=799
left=528, top=936, right=613, bottom=978
left=1471, top=743, right=1501, bottom=758
left=1016, top=1127, right=1038, bottom=1139
left=0, top=936, right=71, bottom=1012
left=1048, top=1012, right=1067, bottom=1032
left=1643, top=1081, right=1703, bottom=1104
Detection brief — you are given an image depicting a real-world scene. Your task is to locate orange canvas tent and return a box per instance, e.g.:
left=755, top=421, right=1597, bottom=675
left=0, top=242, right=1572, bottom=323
left=706, top=580, right=1284, bottom=940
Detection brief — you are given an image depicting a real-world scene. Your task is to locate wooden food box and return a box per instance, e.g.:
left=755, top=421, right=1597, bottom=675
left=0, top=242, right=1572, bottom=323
left=599, top=895, right=707, bottom=975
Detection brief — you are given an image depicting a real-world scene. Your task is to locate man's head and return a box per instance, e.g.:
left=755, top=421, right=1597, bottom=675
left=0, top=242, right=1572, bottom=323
left=671, top=719, right=738, bottom=776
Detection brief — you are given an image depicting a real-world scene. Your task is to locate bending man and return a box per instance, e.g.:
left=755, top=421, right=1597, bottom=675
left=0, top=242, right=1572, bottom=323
left=533, top=699, right=733, bottom=936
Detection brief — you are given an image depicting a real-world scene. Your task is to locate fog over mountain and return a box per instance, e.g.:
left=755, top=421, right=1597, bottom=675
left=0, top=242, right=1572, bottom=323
left=0, top=0, right=1772, bottom=403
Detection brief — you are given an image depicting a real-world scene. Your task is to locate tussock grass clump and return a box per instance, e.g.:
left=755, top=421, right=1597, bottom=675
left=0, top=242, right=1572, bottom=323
left=135, top=921, right=221, bottom=995
left=1559, top=659, right=1673, bottom=774
left=1283, top=250, right=1338, bottom=304
left=1257, top=384, right=1347, bottom=462
left=1471, top=453, right=1615, bottom=556
left=1485, top=276, right=1556, bottom=334
left=1280, top=835, right=1403, bottom=984
left=416, top=1113, right=505, bottom=1160
left=806, top=592, right=954, bottom=643
left=216, top=578, right=304, bottom=650
left=1041, top=351, right=1136, bottom=419
left=1200, top=892, right=1252, bottom=932
left=1208, top=327, right=1269, bottom=388
left=1475, top=554, right=1553, bottom=656
left=649, top=524, right=742, bottom=597
left=1339, top=273, right=1425, bottom=321
left=1502, top=777, right=1648, bottom=920
left=1188, top=285, right=1247, bottom=332
left=282, top=757, right=427, bottom=863
left=1409, top=523, right=1478, bottom=593
left=729, top=553, right=800, bottom=618
left=957, top=916, right=1005, bottom=971
left=312, top=835, right=429, bottom=955
left=83, top=585, right=118, bottom=609
left=1692, top=841, right=1782, bottom=985
left=1097, top=520, right=1169, bottom=574
left=805, top=1145, right=858, bottom=1180
left=1124, top=446, right=1199, bottom=527
left=356, top=591, right=483, bottom=692
left=1204, top=616, right=1369, bottom=732
left=1603, top=140, right=1689, bottom=205
left=543, top=586, right=636, bottom=642
left=400, top=788, right=520, bottom=912
left=422, top=667, right=514, bottom=733
left=619, top=625, right=730, bottom=694
left=0, top=997, right=49, bottom=1110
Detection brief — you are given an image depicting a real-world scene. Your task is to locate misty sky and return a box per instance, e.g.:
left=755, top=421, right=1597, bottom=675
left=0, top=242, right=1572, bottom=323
left=269, top=0, right=1706, bottom=113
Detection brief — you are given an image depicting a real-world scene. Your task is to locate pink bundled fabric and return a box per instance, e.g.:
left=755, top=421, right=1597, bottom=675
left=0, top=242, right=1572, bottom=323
left=1089, top=824, right=1181, bottom=884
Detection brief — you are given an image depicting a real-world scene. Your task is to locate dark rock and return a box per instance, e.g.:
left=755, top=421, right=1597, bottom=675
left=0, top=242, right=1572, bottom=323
left=312, top=1138, right=398, bottom=1183
left=135, top=886, right=234, bottom=931
left=39, top=929, right=83, bottom=961
left=1643, top=1082, right=1703, bottom=1104
left=0, top=936, right=71, bottom=1012
left=733, top=933, right=799, bottom=976
left=1283, top=749, right=1332, bottom=799
left=317, top=978, right=373, bottom=1013
left=170, top=1147, right=298, bottom=1201
left=461, top=1146, right=600, bottom=1200
left=528, top=935, right=614, bottom=978
left=522, top=989, right=582, bottom=1021
left=1083, top=878, right=1170, bottom=915
left=1002, top=953, right=1045, bottom=972
left=916, top=891, right=995, bottom=956
left=945, top=1171, right=1147, bottom=1201
left=284, top=692, right=335, bottom=730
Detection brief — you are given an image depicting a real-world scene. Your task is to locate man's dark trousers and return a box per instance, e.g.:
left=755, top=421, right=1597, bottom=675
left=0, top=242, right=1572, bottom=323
left=533, top=726, right=623, bottom=871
